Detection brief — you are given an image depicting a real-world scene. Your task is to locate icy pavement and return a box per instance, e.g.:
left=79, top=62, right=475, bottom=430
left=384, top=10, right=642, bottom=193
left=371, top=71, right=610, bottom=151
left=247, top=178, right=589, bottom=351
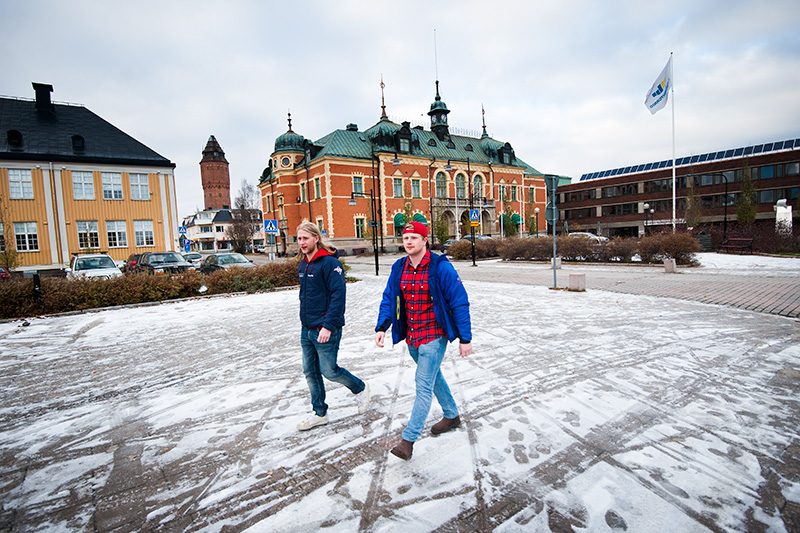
left=0, top=257, right=799, bottom=531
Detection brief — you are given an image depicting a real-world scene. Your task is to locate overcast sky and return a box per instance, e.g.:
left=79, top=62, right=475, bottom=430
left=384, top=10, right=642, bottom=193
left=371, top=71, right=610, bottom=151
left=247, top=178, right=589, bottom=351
left=4, top=0, right=799, bottom=218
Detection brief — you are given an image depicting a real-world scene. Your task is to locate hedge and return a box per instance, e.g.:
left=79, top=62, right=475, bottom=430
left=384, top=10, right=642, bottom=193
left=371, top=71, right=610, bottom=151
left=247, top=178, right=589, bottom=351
left=0, top=259, right=300, bottom=320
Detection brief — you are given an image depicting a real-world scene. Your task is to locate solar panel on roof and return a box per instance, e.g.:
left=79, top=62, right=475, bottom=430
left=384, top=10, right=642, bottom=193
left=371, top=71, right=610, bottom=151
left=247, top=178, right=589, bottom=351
left=773, top=141, right=784, bottom=150
left=734, top=148, right=744, bottom=156
left=753, top=144, right=764, bottom=154
left=644, top=163, right=653, bottom=170
left=763, top=143, right=773, bottom=151
left=699, top=154, right=708, bottom=162
left=716, top=151, right=726, bottom=159
left=744, top=146, right=753, bottom=155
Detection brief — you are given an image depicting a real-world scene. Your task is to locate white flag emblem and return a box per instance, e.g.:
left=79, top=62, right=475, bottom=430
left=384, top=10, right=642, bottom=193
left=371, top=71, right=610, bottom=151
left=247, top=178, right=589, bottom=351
left=645, top=56, right=673, bottom=115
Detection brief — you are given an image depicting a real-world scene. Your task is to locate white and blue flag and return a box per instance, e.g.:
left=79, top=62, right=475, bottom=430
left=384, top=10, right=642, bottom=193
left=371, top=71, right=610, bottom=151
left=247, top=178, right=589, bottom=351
left=645, top=56, right=672, bottom=115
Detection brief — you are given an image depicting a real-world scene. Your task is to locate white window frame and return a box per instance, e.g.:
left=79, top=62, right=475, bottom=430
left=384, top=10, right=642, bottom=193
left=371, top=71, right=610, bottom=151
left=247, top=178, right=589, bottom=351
left=353, top=176, right=363, bottom=195
left=72, top=171, right=95, bottom=200
left=436, top=172, right=447, bottom=198
left=393, top=178, right=403, bottom=198
left=355, top=217, right=366, bottom=239
left=9, top=169, right=34, bottom=200
left=314, top=177, right=321, bottom=199
left=77, top=221, right=100, bottom=249
left=412, top=179, right=421, bottom=198
left=102, top=172, right=123, bottom=200
left=456, top=174, right=466, bottom=199
left=106, top=220, right=128, bottom=248
left=134, top=220, right=155, bottom=247
left=129, top=173, right=149, bottom=200
left=14, top=222, right=38, bottom=251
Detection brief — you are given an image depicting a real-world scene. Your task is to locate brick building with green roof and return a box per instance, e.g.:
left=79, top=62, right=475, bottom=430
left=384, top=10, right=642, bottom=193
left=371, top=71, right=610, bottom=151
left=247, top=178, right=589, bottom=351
left=258, top=81, right=547, bottom=255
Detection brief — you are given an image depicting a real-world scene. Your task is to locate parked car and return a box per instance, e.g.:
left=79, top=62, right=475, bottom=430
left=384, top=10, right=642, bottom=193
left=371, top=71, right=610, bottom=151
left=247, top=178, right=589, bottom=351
left=568, top=232, right=609, bottom=243
left=66, top=252, right=123, bottom=280
left=182, top=252, right=204, bottom=268
left=200, top=252, right=256, bottom=274
left=136, top=251, right=196, bottom=275
left=461, top=234, right=493, bottom=243
left=441, top=239, right=459, bottom=253
left=123, top=253, right=143, bottom=274
left=0, top=266, right=11, bottom=281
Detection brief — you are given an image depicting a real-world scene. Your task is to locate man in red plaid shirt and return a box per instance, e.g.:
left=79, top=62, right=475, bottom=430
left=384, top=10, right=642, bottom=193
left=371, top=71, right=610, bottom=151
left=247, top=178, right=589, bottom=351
left=375, top=222, right=472, bottom=460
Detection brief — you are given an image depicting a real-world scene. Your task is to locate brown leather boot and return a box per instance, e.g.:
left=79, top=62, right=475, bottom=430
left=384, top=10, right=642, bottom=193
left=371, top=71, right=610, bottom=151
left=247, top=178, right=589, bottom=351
left=431, top=416, right=461, bottom=435
left=390, top=439, right=414, bottom=460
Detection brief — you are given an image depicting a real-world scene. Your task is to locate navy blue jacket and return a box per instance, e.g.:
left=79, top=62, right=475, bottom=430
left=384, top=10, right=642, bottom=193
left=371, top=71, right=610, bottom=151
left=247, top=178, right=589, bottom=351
left=375, top=252, right=472, bottom=346
left=298, top=249, right=346, bottom=330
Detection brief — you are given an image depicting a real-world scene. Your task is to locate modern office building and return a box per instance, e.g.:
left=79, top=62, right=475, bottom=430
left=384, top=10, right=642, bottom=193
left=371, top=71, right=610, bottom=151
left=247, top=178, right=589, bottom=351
left=258, top=81, right=549, bottom=254
left=557, top=138, right=800, bottom=237
left=0, top=83, right=179, bottom=271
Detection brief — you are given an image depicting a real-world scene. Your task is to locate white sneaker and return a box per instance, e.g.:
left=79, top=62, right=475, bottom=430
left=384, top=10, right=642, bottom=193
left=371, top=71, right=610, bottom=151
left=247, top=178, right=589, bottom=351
left=296, top=413, right=328, bottom=431
left=355, top=382, right=370, bottom=414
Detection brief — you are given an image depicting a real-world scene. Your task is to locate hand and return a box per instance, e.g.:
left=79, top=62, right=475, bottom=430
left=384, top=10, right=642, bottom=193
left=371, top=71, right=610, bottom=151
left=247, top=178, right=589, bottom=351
left=459, top=342, right=472, bottom=358
left=374, top=331, right=385, bottom=348
left=317, top=327, right=331, bottom=343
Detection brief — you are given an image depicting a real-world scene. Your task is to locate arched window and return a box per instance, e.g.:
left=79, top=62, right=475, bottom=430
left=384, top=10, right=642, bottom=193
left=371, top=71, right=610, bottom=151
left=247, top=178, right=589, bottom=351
left=436, top=172, right=447, bottom=198
left=473, top=176, right=483, bottom=198
left=456, top=174, right=466, bottom=199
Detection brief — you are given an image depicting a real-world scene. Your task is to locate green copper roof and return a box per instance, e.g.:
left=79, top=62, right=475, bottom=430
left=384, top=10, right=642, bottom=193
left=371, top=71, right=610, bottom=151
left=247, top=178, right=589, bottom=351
left=298, top=121, right=541, bottom=177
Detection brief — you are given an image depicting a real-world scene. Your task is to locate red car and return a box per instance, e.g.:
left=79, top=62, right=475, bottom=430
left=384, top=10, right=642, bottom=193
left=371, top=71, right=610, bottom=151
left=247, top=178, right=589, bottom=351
left=0, top=266, right=10, bottom=281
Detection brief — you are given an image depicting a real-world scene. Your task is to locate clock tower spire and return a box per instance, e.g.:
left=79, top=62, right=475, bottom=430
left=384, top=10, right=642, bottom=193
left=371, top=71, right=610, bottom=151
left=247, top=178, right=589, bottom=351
left=428, top=80, right=450, bottom=141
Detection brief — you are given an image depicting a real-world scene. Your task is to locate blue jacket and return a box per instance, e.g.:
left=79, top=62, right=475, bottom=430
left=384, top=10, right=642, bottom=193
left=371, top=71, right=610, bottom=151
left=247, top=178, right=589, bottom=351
left=375, top=252, right=472, bottom=346
left=298, top=249, right=346, bottom=330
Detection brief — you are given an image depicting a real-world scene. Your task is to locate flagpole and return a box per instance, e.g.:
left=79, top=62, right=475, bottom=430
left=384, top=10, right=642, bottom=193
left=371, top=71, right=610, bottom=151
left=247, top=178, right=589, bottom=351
left=670, top=52, right=676, bottom=233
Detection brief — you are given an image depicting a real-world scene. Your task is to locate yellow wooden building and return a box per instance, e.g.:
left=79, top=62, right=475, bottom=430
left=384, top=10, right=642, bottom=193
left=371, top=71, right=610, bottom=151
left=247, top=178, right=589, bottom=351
left=1, top=83, right=178, bottom=272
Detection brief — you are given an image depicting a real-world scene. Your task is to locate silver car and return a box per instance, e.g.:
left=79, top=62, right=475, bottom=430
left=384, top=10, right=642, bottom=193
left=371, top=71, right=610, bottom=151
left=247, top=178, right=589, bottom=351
left=67, top=253, right=123, bottom=280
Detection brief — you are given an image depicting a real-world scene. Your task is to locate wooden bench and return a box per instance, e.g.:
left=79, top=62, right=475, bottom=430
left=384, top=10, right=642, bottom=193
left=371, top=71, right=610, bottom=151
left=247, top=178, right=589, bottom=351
left=719, top=238, right=754, bottom=254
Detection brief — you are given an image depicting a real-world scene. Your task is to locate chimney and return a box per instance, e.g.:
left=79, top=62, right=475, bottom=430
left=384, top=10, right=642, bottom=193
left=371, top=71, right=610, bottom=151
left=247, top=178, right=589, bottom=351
left=32, top=82, right=55, bottom=115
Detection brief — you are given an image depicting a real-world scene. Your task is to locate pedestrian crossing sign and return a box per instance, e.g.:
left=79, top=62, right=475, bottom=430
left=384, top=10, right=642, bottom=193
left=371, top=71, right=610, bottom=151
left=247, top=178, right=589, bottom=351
left=264, top=219, right=278, bottom=234
left=470, top=209, right=479, bottom=227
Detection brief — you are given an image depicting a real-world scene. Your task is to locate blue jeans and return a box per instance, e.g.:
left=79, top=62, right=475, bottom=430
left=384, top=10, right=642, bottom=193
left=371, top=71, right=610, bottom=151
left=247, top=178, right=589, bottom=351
left=402, top=337, right=459, bottom=442
left=301, top=326, right=365, bottom=417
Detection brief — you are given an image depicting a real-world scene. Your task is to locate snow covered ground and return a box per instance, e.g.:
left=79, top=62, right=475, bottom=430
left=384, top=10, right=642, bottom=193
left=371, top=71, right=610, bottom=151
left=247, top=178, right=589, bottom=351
left=0, top=253, right=798, bottom=531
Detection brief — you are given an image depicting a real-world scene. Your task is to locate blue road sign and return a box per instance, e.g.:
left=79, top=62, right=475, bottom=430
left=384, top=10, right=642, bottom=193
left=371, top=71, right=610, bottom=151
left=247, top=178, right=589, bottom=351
left=178, top=226, right=187, bottom=234
left=264, top=219, right=279, bottom=234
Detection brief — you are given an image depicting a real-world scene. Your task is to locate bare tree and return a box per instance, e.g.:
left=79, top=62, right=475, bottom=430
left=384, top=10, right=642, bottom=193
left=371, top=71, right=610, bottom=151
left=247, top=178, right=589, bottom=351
left=226, top=181, right=260, bottom=253
left=0, top=194, right=19, bottom=271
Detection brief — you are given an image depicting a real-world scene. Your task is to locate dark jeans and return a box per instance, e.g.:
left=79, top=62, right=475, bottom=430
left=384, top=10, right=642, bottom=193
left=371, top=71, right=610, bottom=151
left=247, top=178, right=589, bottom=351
left=300, top=326, right=365, bottom=416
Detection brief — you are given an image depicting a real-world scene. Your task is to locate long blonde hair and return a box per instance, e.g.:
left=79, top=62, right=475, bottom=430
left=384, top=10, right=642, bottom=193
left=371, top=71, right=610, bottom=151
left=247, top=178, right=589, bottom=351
left=296, top=221, right=336, bottom=257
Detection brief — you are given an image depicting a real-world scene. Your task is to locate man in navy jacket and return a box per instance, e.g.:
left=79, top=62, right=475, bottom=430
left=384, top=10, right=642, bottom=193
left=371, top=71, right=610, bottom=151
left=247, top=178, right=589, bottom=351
left=375, top=222, right=472, bottom=459
left=296, top=222, right=369, bottom=431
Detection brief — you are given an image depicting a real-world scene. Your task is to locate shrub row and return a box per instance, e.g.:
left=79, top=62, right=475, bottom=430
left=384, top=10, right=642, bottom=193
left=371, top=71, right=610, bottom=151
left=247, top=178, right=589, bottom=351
left=0, top=260, right=300, bottom=320
left=701, top=219, right=800, bottom=254
left=448, top=233, right=700, bottom=265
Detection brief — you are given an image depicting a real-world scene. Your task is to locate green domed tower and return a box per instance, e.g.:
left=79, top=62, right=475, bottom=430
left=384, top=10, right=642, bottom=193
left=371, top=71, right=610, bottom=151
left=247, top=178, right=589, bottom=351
left=428, top=80, right=450, bottom=141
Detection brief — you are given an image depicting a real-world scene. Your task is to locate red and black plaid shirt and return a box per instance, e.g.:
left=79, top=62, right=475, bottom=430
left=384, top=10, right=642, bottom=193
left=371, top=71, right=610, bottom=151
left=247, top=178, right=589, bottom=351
left=401, top=251, right=446, bottom=348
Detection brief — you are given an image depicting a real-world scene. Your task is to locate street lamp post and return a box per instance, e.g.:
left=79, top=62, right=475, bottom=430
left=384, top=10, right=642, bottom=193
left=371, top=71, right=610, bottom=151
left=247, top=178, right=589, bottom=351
left=467, top=158, right=477, bottom=266
left=349, top=190, right=379, bottom=276
left=643, top=203, right=650, bottom=235
left=721, top=173, right=729, bottom=240
left=371, top=148, right=385, bottom=252
left=534, top=207, right=540, bottom=237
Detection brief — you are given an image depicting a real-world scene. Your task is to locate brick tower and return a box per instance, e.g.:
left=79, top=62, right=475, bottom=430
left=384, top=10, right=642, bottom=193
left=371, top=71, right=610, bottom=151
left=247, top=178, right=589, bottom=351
left=200, top=135, right=231, bottom=210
